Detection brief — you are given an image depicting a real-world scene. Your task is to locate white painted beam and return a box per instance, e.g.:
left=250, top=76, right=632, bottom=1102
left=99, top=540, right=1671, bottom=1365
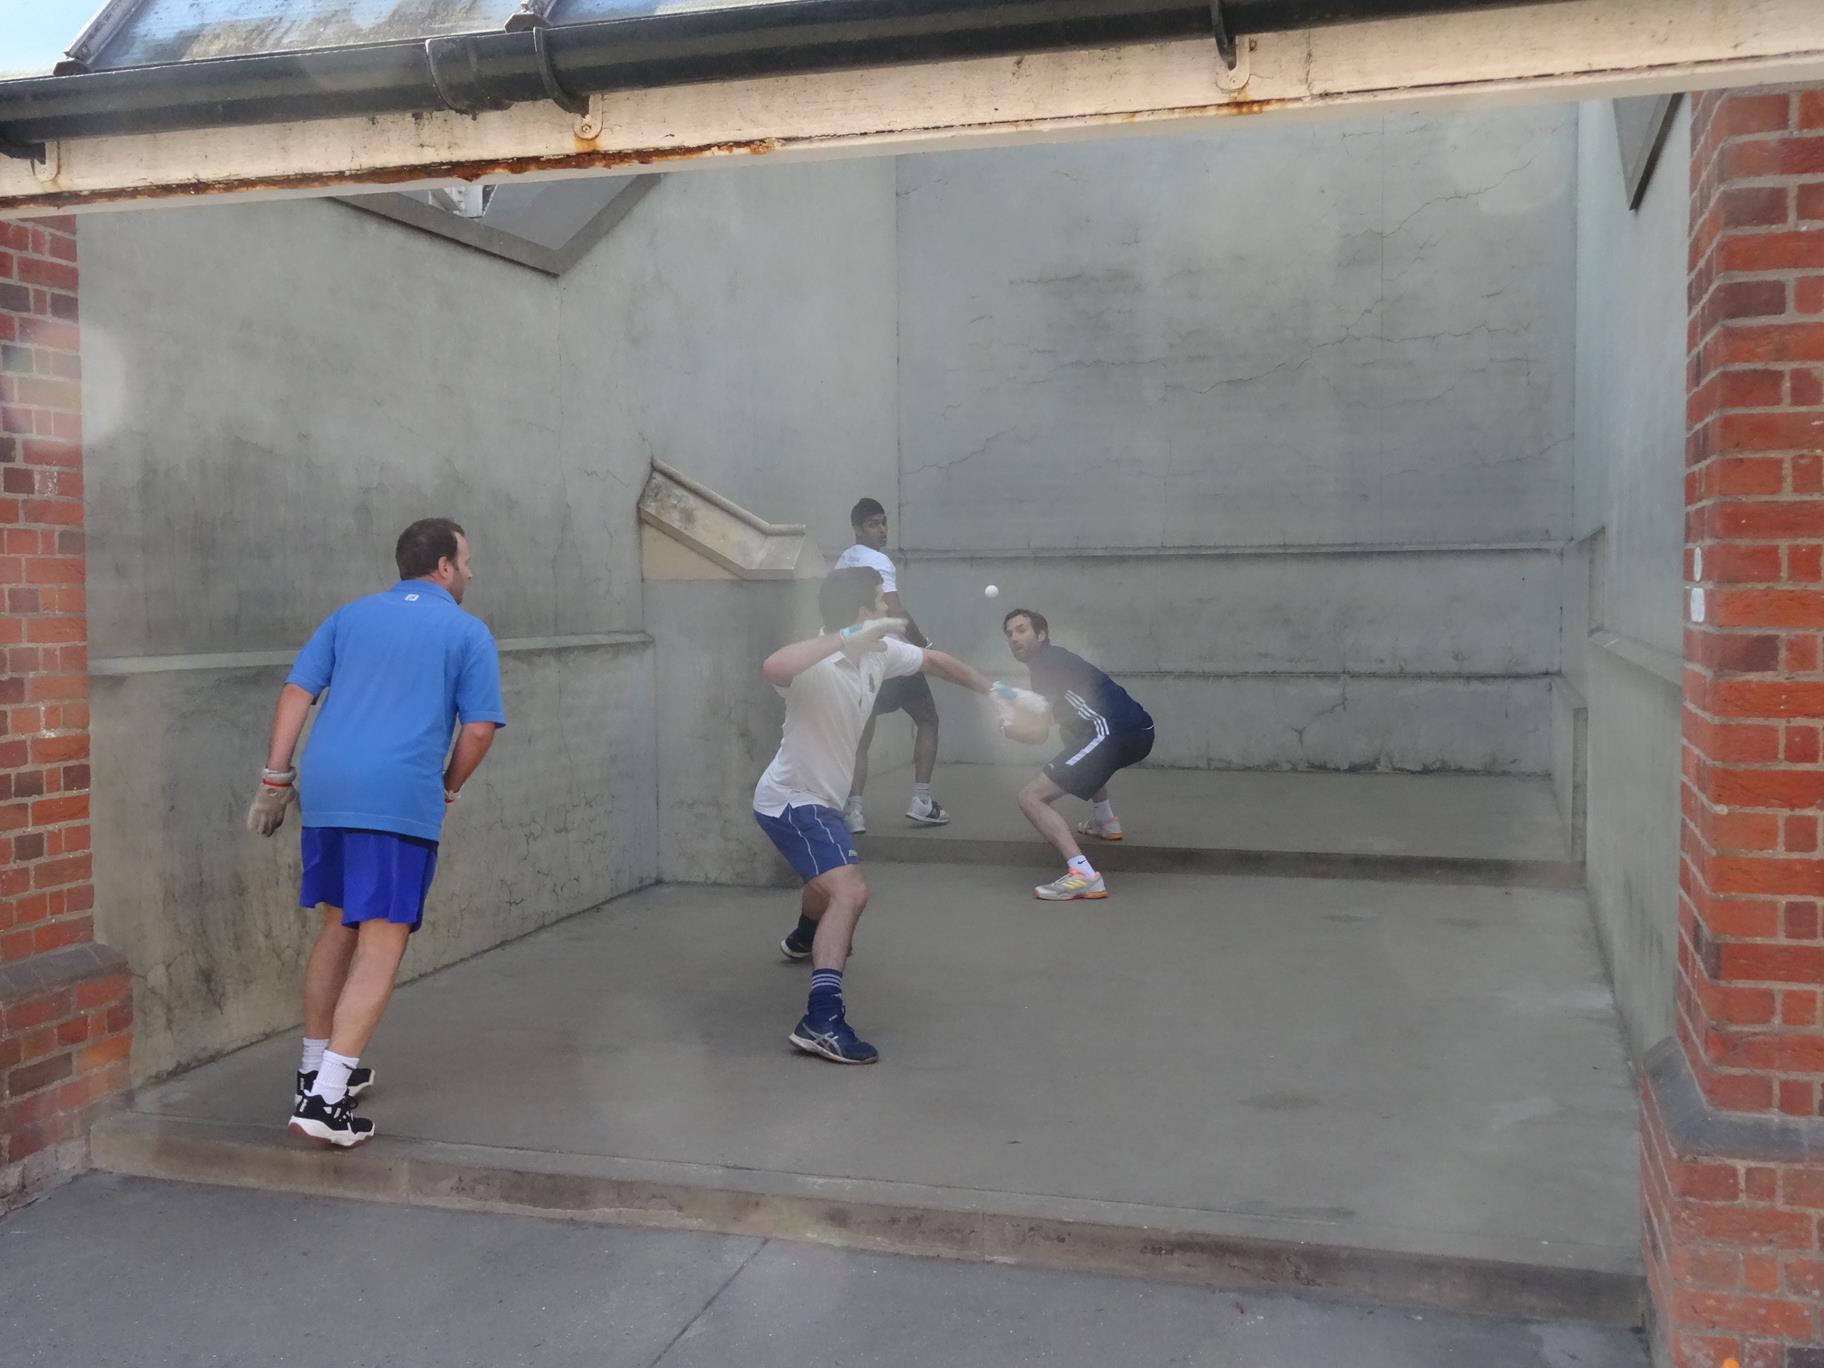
left=2, top=0, right=1820, bottom=214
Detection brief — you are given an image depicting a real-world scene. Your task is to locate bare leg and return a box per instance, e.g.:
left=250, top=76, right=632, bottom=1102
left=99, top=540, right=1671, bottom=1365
left=805, top=864, right=869, bottom=971
left=1018, top=773, right=1086, bottom=865
left=800, top=880, right=830, bottom=924
left=326, top=920, right=412, bottom=1059
left=907, top=695, right=940, bottom=787
left=301, top=908, right=357, bottom=1040
left=849, top=713, right=880, bottom=801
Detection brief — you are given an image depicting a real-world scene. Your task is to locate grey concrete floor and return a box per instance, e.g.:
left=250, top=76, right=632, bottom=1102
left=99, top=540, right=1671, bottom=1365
left=130, top=861, right=1638, bottom=1274
left=865, top=763, right=1571, bottom=862
left=1, top=1175, right=1648, bottom=1368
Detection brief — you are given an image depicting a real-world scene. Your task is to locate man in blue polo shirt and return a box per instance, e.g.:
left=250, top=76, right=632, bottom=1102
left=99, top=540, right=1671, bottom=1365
left=246, top=518, right=505, bottom=1148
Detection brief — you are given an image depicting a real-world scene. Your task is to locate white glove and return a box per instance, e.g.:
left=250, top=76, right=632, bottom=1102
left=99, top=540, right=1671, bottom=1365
left=990, top=683, right=1051, bottom=741
left=246, top=768, right=296, bottom=837
left=839, top=618, right=909, bottom=660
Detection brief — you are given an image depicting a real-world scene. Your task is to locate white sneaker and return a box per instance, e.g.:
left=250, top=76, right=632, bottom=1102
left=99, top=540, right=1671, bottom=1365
left=906, top=795, right=950, bottom=826
left=843, top=801, right=867, bottom=835
left=1034, top=870, right=1108, bottom=900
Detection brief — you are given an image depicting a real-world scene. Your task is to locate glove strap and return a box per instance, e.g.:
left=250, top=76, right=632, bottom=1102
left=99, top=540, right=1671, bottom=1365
left=260, top=767, right=296, bottom=787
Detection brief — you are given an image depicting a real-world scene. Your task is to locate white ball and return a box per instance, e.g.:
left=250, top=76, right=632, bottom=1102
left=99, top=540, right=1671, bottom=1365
left=983, top=584, right=1000, bottom=599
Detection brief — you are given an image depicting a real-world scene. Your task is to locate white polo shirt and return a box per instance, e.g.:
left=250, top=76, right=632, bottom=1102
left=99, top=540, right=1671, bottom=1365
left=753, top=638, right=926, bottom=816
left=831, top=543, right=897, bottom=593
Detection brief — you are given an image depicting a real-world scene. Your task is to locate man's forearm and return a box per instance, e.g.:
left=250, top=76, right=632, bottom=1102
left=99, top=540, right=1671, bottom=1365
left=444, top=723, right=497, bottom=794
left=884, top=593, right=929, bottom=649
left=922, top=649, right=992, bottom=694
left=264, top=684, right=316, bottom=772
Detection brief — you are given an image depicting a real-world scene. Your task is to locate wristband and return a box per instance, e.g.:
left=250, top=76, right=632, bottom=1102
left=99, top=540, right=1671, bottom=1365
left=261, top=767, right=296, bottom=786
left=444, top=788, right=460, bottom=804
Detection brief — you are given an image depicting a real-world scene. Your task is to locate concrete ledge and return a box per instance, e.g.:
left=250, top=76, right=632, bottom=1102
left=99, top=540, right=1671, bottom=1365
left=862, top=833, right=1587, bottom=891
left=1588, top=630, right=1682, bottom=690
left=0, top=942, right=128, bottom=1003
left=1645, top=1038, right=1824, bottom=1164
left=90, top=633, right=652, bottom=676
left=91, top=1110, right=1642, bottom=1328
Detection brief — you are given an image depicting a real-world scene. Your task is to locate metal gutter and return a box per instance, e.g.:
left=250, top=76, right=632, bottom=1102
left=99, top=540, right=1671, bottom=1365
left=0, top=0, right=1561, bottom=148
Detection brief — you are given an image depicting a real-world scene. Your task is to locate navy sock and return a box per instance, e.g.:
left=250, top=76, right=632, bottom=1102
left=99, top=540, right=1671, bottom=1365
left=791, top=915, right=817, bottom=946
left=808, top=968, right=843, bottom=1019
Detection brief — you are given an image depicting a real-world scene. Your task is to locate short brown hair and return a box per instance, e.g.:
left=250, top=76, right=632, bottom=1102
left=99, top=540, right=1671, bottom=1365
left=395, top=518, right=465, bottom=579
left=1002, top=608, right=1048, bottom=638
left=820, top=566, right=882, bottom=631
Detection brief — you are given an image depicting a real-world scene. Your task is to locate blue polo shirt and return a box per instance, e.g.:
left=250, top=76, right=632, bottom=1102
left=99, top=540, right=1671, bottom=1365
left=287, top=581, right=506, bottom=842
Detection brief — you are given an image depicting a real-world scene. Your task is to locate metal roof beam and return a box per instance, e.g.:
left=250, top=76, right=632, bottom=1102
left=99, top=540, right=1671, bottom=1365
left=0, top=0, right=1819, bottom=214
left=0, top=0, right=1564, bottom=144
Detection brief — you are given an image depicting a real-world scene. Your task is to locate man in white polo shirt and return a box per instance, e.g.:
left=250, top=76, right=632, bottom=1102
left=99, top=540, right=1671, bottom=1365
left=831, top=497, right=948, bottom=832
left=754, top=566, right=994, bottom=1064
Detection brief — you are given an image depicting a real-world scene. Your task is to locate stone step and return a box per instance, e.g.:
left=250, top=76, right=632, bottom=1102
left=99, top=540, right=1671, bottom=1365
left=860, top=831, right=1585, bottom=890
left=92, top=1110, right=1643, bottom=1329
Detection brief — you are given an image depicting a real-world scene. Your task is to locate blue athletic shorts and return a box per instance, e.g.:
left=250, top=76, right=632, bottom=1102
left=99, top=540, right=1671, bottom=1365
left=298, top=827, right=440, bottom=933
left=754, top=804, right=860, bottom=883
left=1043, top=726, right=1155, bottom=801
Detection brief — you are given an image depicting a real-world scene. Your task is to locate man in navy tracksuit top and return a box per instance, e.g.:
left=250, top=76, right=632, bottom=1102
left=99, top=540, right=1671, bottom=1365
left=1000, top=608, right=1154, bottom=901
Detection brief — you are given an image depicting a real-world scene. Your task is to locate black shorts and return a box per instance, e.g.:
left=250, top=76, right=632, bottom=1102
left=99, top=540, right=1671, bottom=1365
left=1043, top=726, right=1155, bottom=800
left=872, top=671, right=937, bottom=719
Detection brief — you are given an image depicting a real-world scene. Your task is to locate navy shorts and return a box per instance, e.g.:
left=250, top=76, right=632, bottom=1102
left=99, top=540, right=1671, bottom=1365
left=1044, top=726, right=1155, bottom=800
left=872, top=671, right=937, bottom=719
left=298, top=827, right=440, bottom=933
left=755, top=805, right=860, bottom=883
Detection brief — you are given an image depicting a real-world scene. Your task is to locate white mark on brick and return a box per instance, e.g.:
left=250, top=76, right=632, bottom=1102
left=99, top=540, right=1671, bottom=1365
left=1691, top=587, right=1706, bottom=624
left=1693, top=547, right=1703, bottom=581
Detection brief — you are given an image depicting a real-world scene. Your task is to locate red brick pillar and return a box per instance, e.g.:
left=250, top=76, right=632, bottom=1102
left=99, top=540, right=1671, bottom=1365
left=0, top=214, right=131, bottom=1208
left=1645, top=86, right=1824, bottom=1367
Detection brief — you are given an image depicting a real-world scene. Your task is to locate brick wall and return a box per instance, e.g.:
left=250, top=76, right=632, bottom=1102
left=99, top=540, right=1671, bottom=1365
left=1645, top=86, right=1824, bottom=1367
left=0, top=214, right=131, bottom=1207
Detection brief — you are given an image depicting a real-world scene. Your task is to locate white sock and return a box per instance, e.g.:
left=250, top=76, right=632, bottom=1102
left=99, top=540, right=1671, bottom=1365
left=1093, top=801, right=1115, bottom=824
left=913, top=782, right=931, bottom=802
left=1067, top=855, right=1096, bottom=878
left=845, top=795, right=863, bottom=812
left=299, top=1037, right=328, bottom=1075
left=310, top=1050, right=358, bottom=1104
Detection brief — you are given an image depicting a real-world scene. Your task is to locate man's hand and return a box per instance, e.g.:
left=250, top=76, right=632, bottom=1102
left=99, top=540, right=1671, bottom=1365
left=991, top=684, right=1052, bottom=743
left=246, top=768, right=296, bottom=837
left=839, top=618, right=909, bottom=660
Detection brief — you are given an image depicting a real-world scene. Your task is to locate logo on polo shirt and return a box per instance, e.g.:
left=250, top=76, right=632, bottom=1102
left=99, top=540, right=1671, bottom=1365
left=404, top=594, right=420, bottom=601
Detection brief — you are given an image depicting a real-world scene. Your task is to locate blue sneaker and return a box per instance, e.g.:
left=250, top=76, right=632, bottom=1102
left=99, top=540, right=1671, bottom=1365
left=789, top=1011, right=879, bottom=1064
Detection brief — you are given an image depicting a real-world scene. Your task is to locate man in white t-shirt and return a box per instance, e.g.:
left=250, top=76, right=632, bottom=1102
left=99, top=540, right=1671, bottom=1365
left=830, top=498, right=947, bottom=832
left=754, top=565, right=994, bottom=1064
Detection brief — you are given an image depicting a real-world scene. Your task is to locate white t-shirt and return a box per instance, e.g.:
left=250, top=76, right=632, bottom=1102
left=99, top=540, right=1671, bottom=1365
left=753, top=638, right=926, bottom=816
left=832, top=543, right=897, bottom=594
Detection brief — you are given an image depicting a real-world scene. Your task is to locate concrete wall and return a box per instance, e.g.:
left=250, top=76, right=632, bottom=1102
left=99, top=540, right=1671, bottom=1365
left=81, top=158, right=898, bottom=1080
left=894, top=107, right=1578, bottom=772
left=1565, top=99, right=1691, bottom=1061
left=80, top=110, right=1606, bottom=1073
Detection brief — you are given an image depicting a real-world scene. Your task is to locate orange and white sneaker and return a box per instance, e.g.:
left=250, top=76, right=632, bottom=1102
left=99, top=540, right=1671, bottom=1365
left=1034, top=870, right=1108, bottom=900
left=1075, top=816, right=1123, bottom=841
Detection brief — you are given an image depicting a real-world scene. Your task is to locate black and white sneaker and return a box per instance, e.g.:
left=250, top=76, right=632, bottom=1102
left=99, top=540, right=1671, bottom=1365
left=295, top=1067, right=374, bottom=1110
left=287, top=1093, right=375, bottom=1149
left=905, top=796, right=950, bottom=826
left=780, top=927, right=814, bottom=961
